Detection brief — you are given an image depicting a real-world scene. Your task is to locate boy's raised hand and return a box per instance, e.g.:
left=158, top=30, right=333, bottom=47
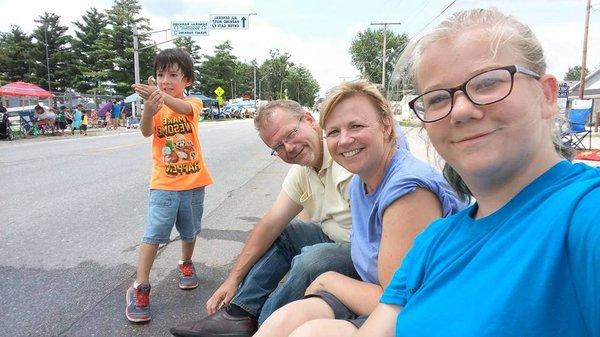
left=144, top=89, right=164, bottom=117
left=132, top=76, right=159, bottom=100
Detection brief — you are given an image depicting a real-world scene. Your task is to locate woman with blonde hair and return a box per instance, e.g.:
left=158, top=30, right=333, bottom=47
left=254, top=80, right=464, bottom=337
left=355, top=8, right=600, bottom=337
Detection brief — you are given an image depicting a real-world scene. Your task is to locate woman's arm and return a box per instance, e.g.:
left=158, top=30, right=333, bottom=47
left=378, top=187, right=442, bottom=288
left=306, top=188, right=443, bottom=316
left=305, top=271, right=383, bottom=316
left=354, top=303, right=401, bottom=337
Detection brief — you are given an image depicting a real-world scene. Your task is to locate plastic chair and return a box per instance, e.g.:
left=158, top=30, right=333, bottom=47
left=562, top=99, right=594, bottom=150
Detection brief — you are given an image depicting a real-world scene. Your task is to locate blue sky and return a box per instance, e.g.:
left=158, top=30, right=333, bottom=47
left=1, top=0, right=598, bottom=97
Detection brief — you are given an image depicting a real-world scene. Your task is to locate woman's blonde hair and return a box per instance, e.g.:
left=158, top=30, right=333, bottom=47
left=393, top=8, right=573, bottom=202
left=319, top=79, right=396, bottom=141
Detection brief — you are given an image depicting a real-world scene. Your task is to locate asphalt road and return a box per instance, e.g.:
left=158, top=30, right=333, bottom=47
left=0, top=119, right=290, bottom=337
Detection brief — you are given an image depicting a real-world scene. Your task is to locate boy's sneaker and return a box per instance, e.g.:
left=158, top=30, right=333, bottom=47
left=178, top=261, right=199, bottom=290
left=125, top=283, right=151, bottom=323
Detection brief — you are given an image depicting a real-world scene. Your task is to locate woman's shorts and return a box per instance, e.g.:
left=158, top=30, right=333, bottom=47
left=142, top=187, right=205, bottom=244
left=305, top=291, right=368, bottom=328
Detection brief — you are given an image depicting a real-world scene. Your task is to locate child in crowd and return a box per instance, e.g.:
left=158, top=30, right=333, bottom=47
left=90, top=109, right=98, bottom=129
left=81, top=111, right=89, bottom=136
left=112, top=99, right=121, bottom=129
left=57, top=106, right=68, bottom=135
left=105, top=109, right=112, bottom=130
left=125, top=48, right=213, bottom=323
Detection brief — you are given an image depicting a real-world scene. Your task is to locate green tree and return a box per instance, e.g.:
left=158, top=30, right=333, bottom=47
left=284, top=65, right=319, bottom=106
left=198, top=41, right=237, bottom=99
left=564, top=66, right=589, bottom=81
left=350, top=28, right=408, bottom=86
left=30, top=12, right=74, bottom=92
left=0, top=25, right=35, bottom=83
left=234, top=60, right=256, bottom=98
left=72, top=8, right=112, bottom=97
left=260, top=49, right=292, bottom=100
left=102, top=0, right=157, bottom=95
left=174, top=36, right=202, bottom=92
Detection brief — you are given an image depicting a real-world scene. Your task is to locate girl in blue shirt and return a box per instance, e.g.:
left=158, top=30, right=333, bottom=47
left=356, top=8, right=600, bottom=337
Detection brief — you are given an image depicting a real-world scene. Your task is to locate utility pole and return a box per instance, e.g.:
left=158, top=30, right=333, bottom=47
left=133, top=25, right=140, bottom=85
left=253, top=65, right=257, bottom=108
left=370, top=21, right=401, bottom=95
left=44, top=23, right=51, bottom=92
left=578, top=0, right=591, bottom=99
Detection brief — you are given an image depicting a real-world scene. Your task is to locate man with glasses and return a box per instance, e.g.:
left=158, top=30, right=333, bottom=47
left=171, top=100, right=356, bottom=337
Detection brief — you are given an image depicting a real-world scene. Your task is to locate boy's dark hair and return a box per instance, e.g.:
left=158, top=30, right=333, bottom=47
left=60, top=105, right=67, bottom=110
left=153, top=48, right=195, bottom=83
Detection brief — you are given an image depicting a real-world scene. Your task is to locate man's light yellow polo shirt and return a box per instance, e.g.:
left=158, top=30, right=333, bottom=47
left=282, top=144, right=353, bottom=243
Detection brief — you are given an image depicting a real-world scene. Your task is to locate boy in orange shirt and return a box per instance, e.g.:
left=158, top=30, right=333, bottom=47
left=127, top=48, right=213, bottom=323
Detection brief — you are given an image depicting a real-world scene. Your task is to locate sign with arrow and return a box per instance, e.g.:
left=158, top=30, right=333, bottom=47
left=214, top=86, right=225, bottom=97
left=210, top=15, right=250, bottom=30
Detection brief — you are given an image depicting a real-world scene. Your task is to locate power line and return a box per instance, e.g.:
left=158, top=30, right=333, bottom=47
left=410, top=0, right=458, bottom=38
left=403, top=0, right=436, bottom=29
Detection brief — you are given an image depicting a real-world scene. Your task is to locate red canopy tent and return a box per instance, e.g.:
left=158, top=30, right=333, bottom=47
left=0, top=81, right=52, bottom=98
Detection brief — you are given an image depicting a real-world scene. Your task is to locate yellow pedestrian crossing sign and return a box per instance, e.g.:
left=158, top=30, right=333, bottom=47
left=217, top=96, right=223, bottom=106
left=214, top=86, right=225, bottom=97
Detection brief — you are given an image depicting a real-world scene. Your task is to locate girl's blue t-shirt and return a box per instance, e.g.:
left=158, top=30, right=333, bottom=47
left=381, top=161, right=600, bottom=337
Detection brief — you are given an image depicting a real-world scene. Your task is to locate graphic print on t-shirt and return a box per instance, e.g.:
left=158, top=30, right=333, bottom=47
left=157, top=115, right=200, bottom=176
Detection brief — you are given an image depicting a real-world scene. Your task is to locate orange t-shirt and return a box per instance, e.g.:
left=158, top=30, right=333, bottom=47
left=149, top=98, right=213, bottom=190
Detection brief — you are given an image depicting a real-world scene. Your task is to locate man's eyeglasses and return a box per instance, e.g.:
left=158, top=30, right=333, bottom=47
left=270, top=117, right=302, bottom=156
left=409, top=65, right=541, bottom=123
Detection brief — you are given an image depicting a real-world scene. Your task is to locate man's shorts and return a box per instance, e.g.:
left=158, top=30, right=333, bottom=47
left=305, top=291, right=368, bottom=328
left=142, top=187, right=205, bottom=244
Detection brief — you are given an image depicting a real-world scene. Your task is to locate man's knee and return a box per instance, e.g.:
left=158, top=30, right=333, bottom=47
left=290, top=243, right=350, bottom=278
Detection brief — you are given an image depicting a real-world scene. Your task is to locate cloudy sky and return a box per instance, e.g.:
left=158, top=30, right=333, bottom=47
left=0, top=0, right=598, bottom=97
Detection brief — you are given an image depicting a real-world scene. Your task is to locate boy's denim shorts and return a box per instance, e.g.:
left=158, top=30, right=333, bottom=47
left=142, top=187, right=205, bottom=244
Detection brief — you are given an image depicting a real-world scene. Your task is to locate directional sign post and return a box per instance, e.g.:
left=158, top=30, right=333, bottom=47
left=171, top=21, right=210, bottom=36
left=210, top=15, right=250, bottom=30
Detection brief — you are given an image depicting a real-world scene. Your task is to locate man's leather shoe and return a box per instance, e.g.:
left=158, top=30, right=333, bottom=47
left=170, top=308, right=257, bottom=337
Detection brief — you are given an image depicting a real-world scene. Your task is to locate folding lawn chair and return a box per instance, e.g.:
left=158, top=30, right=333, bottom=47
left=562, top=99, right=594, bottom=150
left=19, top=111, right=40, bottom=136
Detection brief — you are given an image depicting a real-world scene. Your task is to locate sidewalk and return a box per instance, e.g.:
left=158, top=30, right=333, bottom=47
left=2, top=126, right=139, bottom=145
